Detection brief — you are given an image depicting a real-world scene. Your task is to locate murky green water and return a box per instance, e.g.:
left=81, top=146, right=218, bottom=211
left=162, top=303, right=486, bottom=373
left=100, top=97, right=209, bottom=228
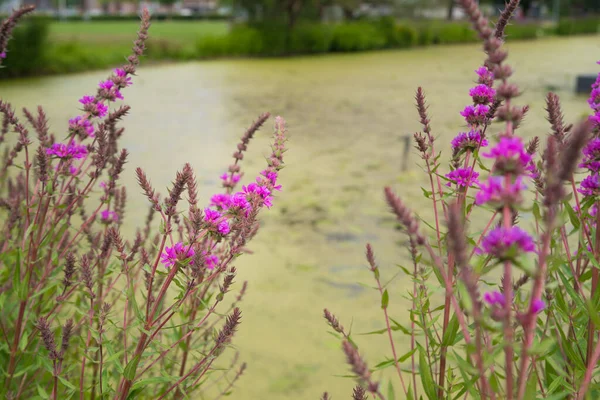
left=1, top=36, right=598, bottom=399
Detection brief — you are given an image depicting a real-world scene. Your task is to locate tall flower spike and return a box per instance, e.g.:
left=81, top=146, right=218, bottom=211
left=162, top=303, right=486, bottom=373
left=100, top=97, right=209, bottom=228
left=0, top=5, right=35, bottom=66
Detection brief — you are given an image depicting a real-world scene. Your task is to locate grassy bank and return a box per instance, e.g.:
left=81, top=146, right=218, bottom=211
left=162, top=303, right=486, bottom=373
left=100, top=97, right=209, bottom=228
left=1, top=16, right=598, bottom=78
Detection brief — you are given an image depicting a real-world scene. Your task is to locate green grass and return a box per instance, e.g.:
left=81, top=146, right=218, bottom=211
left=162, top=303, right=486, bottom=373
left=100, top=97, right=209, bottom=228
left=49, top=20, right=229, bottom=50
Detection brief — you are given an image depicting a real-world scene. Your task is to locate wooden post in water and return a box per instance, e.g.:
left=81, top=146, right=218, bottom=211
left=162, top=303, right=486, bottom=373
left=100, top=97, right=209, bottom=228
left=400, top=134, right=411, bottom=172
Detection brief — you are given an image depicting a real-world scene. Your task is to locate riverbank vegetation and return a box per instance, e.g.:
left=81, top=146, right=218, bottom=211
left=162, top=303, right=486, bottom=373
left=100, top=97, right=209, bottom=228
left=0, top=14, right=599, bottom=78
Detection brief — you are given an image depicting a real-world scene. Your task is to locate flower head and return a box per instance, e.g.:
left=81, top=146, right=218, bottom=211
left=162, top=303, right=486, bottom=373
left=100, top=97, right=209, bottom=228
left=100, top=209, right=119, bottom=223
left=46, top=142, right=88, bottom=160
left=99, top=80, right=123, bottom=101
left=68, top=115, right=95, bottom=137
left=475, top=176, right=526, bottom=206
left=469, top=84, right=496, bottom=105
left=79, top=95, right=95, bottom=105
left=475, top=66, right=494, bottom=84
left=578, top=174, right=600, bottom=197
left=79, top=96, right=108, bottom=117
left=202, top=251, right=219, bottom=270
left=478, top=226, right=535, bottom=260
left=161, top=242, right=195, bottom=268
left=243, top=183, right=273, bottom=208
left=451, top=130, right=488, bottom=152
left=531, top=299, right=545, bottom=314
left=483, top=136, right=532, bottom=174
left=211, top=193, right=232, bottom=210
left=460, top=105, right=490, bottom=125
left=580, top=138, right=600, bottom=172
left=484, top=291, right=506, bottom=307
left=0, top=52, right=6, bottom=59
left=445, top=167, right=479, bottom=188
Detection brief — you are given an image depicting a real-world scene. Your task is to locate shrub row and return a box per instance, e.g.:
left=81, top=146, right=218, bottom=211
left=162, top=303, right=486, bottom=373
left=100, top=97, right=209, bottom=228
left=0, top=16, right=598, bottom=78
left=196, top=17, right=556, bottom=58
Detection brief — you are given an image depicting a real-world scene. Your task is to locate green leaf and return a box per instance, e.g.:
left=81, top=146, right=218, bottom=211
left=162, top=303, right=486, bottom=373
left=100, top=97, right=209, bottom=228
left=441, top=314, right=459, bottom=347
left=387, top=380, right=396, bottom=400
left=525, top=369, right=538, bottom=399
left=529, top=338, right=555, bottom=357
left=123, top=354, right=141, bottom=381
left=564, top=201, right=581, bottom=230
left=419, top=345, right=436, bottom=400
left=381, top=289, right=389, bottom=309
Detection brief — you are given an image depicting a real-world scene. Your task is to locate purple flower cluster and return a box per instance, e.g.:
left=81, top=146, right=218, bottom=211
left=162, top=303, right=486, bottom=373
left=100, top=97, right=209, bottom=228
left=445, top=167, right=479, bottom=188
left=474, top=136, right=530, bottom=210
left=580, top=138, right=600, bottom=172
left=477, top=226, right=535, bottom=260
left=579, top=72, right=600, bottom=199
left=161, top=242, right=195, bottom=269
left=98, top=80, right=124, bottom=102
left=578, top=174, right=600, bottom=197
left=475, top=176, right=526, bottom=206
left=483, top=136, right=532, bottom=172
left=211, top=169, right=281, bottom=214
left=451, top=130, right=488, bottom=152
left=484, top=291, right=545, bottom=314
left=46, top=142, right=88, bottom=160
left=100, top=209, right=119, bottom=223
left=202, top=251, right=220, bottom=270
left=79, top=95, right=108, bottom=118
left=589, top=61, right=600, bottom=129
left=459, top=66, right=495, bottom=127
left=68, top=115, right=95, bottom=138
left=204, top=208, right=231, bottom=236
left=460, top=105, right=490, bottom=126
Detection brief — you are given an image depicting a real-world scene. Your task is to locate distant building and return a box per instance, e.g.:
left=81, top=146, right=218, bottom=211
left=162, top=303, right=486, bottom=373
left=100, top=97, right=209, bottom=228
left=180, top=0, right=218, bottom=13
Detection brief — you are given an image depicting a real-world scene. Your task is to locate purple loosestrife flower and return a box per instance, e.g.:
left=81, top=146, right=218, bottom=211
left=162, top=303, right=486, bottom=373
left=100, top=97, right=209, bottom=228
left=161, top=242, right=195, bottom=268
left=451, top=130, right=488, bottom=152
left=243, top=182, right=273, bottom=208
left=478, top=226, right=536, bottom=260
left=46, top=142, right=88, bottom=160
left=230, top=192, right=252, bottom=216
left=0, top=52, right=6, bottom=59
left=531, top=299, right=545, bottom=314
left=461, top=104, right=490, bottom=125
left=204, top=208, right=231, bottom=236
left=79, top=95, right=108, bottom=118
left=469, top=84, right=496, bottom=105
left=68, top=116, right=94, bottom=138
left=483, top=136, right=532, bottom=174
left=113, top=68, right=132, bottom=87
left=98, top=80, right=124, bottom=101
left=100, top=209, right=119, bottom=223
left=484, top=291, right=506, bottom=307
left=475, top=176, right=526, bottom=206
left=211, top=193, right=232, bottom=210
left=578, top=174, right=600, bottom=197
left=258, top=169, right=282, bottom=191
left=202, top=251, right=219, bottom=270
left=580, top=138, right=600, bottom=172
left=445, top=167, right=479, bottom=188
left=476, top=66, right=494, bottom=84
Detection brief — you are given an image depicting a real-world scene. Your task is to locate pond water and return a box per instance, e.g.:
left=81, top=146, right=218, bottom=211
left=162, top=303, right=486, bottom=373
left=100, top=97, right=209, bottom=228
left=1, top=35, right=598, bottom=399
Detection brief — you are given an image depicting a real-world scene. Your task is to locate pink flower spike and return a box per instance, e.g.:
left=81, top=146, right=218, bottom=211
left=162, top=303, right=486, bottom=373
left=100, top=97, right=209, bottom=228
left=445, top=167, right=479, bottom=188
left=79, top=95, right=95, bottom=105
left=484, top=291, right=506, bottom=307
left=161, top=242, right=195, bottom=268
left=531, top=299, right=545, bottom=314
left=218, top=220, right=230, bottom=235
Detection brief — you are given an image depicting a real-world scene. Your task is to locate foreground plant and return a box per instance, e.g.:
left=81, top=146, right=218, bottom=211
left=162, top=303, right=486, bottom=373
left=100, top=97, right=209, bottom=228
left=0, top=8, right=288, bottom=399
left=324, top=0, right=600, bottom=399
